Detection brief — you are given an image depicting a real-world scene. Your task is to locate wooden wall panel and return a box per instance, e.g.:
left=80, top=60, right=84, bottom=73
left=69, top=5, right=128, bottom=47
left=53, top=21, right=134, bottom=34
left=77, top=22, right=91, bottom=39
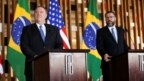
left=142, top=0, right=144, bottom=46
left=126, top=0, right=133, bottom=49
left=137, top=0, right=143, bottom=49
left=133, top=0, right=139, bottom=49
left=67, top=0, right=72, bottom=48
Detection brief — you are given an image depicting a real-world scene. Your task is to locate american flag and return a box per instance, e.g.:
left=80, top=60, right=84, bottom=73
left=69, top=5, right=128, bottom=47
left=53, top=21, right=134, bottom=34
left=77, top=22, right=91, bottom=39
left=0, top=54, right=3, bottom=76
left=48, top=0, right=70, bottom=49
left=0, top=46, right=3, bottom=77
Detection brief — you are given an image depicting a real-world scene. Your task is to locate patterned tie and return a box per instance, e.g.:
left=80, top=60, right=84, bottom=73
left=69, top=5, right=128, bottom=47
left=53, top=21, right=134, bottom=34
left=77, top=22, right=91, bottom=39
left=111, top=28, right=117, bottom=42
left=39, top=25, right=45, bottom=42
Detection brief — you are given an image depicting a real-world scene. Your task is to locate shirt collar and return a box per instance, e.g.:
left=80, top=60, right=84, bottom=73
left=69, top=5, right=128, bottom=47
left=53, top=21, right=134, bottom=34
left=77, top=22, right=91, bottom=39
left=108, top=25, right=116, bottom=30
left=36, top=23, right=45, bottom=28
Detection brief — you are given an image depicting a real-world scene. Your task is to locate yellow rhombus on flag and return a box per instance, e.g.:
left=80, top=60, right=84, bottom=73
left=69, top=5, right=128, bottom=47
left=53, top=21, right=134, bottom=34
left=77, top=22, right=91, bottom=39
left=81, top=0, right=102, bottom=81
left=7, top=0, right=31, bottom=81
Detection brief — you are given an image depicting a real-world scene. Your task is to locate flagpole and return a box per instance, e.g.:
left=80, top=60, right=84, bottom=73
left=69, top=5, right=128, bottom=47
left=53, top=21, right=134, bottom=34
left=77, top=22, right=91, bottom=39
left=1, top=0, right=4, bottom=80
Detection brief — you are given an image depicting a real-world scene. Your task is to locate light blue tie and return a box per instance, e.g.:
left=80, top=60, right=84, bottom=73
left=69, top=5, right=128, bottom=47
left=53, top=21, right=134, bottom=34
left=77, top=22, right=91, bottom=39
left=39, top=26, right=45, bottom=42
left=111, top=28, right=116, bottom=42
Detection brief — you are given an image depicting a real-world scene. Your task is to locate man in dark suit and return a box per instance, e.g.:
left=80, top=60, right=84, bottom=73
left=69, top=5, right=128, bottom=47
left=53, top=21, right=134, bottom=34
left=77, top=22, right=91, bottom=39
left=96, top=11, right=128, bottom=81
left=20, top=6, right=63, bottom=81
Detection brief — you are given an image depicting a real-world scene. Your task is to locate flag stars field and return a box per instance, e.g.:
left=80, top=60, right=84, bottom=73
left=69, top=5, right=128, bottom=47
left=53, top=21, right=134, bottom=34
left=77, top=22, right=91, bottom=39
left=48, top=0, right=70, bottom=49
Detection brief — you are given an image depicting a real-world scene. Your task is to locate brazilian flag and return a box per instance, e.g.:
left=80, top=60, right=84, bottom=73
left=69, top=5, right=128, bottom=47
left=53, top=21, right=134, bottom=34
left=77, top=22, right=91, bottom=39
left=7, top=0, right=31, bottom=81
left=81, top=0, right=102, bottom=80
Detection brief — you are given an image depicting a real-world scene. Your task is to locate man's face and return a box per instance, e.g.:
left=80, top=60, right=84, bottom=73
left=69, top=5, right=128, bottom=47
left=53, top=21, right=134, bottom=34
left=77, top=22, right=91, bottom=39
left=34, top=7, right=47, bottom=23
left=105, top=13, right=116, bottom=27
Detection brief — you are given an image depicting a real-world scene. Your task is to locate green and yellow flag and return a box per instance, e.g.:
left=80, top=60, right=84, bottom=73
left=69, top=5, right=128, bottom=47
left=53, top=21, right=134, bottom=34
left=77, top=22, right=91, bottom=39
left=81, top=0, right=102, bottom=80
left=7, top=0, right=31, bottom=81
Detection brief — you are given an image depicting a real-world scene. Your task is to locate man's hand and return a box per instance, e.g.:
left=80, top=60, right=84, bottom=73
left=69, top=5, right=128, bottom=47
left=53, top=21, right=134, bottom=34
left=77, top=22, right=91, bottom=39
left=104, top=54, right=112, bottom=62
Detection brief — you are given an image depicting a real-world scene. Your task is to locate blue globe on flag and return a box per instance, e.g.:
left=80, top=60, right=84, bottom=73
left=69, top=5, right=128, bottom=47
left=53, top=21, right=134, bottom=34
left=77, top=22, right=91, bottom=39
left=11, top=16, right=31, bottom=45
left=83, top=22, right=100, bottom=49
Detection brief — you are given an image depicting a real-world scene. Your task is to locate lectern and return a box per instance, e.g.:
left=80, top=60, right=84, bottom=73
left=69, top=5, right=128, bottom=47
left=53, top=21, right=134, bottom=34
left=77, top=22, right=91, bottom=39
left=109, top=50, right=144, bottom=81
left=32, top=49, right=89, bottom=81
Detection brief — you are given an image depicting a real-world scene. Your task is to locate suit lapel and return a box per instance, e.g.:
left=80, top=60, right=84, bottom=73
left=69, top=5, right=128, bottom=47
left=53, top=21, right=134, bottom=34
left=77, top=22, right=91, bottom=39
left=44, top=24, right=53, bottom=44
left=33, top=23, right=45, bottom=43
left=116, top=27, right=121, bottom=44
left=105, top=27, right=117, bottom=43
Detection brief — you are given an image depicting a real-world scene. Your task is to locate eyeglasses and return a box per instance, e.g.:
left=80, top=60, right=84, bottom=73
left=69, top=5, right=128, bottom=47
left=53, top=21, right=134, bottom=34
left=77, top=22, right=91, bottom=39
left=106, top=16, right=115, bottom=19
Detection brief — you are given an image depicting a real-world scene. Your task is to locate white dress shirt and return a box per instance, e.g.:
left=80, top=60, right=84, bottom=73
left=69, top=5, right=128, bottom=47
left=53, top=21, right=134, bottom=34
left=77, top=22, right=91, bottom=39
left=108, top=26, right=118, bottom=42
left=36, top=23, right=46, bottom=37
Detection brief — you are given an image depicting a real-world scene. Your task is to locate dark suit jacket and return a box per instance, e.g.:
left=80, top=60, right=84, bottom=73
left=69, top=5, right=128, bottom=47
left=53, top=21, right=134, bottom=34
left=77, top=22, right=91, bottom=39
left=96, top=26, right=128, bottom=65
left=20, top=23, right=63, bottom=76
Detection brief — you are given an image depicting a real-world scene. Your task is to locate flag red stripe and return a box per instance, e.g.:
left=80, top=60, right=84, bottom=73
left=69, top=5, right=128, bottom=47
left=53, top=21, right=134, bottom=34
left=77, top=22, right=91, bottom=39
left=61, top=27, right=70, bottom=49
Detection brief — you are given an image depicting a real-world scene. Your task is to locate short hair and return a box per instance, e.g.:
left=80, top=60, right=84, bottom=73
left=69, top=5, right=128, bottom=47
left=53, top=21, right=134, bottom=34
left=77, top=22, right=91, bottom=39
left=105, top=11, right=116, bottom=17
left=34, top=6, right=47, bottom=13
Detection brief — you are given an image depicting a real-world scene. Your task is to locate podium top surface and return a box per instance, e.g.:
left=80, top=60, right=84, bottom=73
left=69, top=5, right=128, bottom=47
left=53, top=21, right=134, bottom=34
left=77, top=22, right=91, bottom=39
left=47, top=49, right=90, bottom=52
left=128, top=49, right=144, bottom=53
left=31, top=49, right=90, bottom=61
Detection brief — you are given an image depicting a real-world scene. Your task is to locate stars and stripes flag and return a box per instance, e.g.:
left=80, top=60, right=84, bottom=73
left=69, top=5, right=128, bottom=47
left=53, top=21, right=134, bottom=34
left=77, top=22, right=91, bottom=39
left=0, top=53, right=3, bottom=77
left=48, top=0, right=70, bottom=49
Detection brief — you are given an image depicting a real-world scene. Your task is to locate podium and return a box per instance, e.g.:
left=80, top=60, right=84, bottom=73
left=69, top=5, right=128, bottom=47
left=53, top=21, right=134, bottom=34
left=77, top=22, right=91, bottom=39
left=109, top=50, right=144, bottom=81
left=32, top=49, right=89, bottom=81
